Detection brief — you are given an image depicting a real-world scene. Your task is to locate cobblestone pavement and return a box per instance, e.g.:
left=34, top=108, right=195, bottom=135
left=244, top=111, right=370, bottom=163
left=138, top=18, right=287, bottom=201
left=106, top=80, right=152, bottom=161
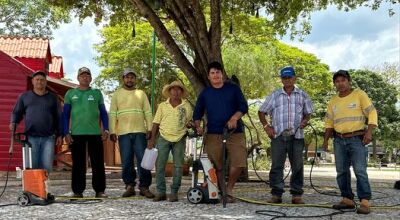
left=0, top=169, right=399, bottom=220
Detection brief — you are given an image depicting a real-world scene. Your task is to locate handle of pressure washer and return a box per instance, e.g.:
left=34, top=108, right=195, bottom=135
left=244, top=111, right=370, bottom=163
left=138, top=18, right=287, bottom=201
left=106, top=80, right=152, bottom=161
left=8, top=124, right=16, bottom=155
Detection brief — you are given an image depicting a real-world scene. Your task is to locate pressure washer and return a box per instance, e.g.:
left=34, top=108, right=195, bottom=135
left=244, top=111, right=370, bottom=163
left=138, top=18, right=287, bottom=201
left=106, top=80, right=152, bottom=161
left=10, top=133, right=55, bottom=206
left=186, top=126, right=233, bottom=207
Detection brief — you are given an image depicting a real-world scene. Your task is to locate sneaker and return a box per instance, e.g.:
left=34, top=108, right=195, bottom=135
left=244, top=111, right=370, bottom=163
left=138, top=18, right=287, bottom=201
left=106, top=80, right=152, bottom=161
left=332, top=197, right=355, bottom=209
left=357, top=199, right=371, bottom=214
left=95, top=192, right=108, bottom=198
left=153, top=194, right=167, bottom=202
left=267, top=195, right=282, bottom=204
left=169, top=193, right=178, bottom=202
left=122, top=185, right=136, bottom=197
left=292, top=196, right=305, bottom=204
left=139, top=187, right=155, bottom=198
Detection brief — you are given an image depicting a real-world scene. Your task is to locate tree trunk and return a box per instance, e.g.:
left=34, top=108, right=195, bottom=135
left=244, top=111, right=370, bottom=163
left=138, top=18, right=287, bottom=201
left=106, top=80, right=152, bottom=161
left=131, top=0, right=224, bottom=95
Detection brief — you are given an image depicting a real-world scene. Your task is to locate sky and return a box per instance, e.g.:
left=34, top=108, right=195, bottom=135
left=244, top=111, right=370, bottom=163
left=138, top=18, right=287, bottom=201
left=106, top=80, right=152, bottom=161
left=50, top=4, right=400, bottom=83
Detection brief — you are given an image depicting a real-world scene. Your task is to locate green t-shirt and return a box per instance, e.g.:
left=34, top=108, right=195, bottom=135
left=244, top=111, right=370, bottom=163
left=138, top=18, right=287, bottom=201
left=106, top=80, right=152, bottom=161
left=64, top=88, right=104, bottom=135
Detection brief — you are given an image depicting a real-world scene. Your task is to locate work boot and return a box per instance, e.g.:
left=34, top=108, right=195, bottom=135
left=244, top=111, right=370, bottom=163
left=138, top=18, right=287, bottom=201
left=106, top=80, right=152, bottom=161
left=153, top=194, right=167, bottom=202
left=292, top=196, right=305, bottom=204
left=267, top=195, right=282, bottom=204
left=139, top=187, right=155, bottom=198
left=332, top=197, right=356, bottom=209
left=95, top=192, right=108, bottom=198
left=122, top=185, right=136, bottom=197
left=169, top=193, right=178, bottom=202
left=357, top=199, right=371, bottom=214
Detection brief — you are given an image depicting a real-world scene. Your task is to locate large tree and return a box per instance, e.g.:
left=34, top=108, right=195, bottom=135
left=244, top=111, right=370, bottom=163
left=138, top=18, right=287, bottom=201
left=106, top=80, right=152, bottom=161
left=48, top=0, right=396, bottom=94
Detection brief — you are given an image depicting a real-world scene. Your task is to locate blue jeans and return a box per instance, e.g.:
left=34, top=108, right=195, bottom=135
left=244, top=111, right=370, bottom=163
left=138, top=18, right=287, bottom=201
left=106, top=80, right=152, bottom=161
left=334, top=136, right=371, bottom=200
left=118, top=133, right=152, bottom=188
left=269, top=135, right=304, bottom=196
left=27, top=136, right=55, bottom=173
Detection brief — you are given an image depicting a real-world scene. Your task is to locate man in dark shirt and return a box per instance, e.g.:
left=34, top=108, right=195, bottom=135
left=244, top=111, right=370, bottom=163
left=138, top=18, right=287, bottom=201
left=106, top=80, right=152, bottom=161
left=10, top=71, right=62, bottom=173
left=193, top=61, right=248, bottom=203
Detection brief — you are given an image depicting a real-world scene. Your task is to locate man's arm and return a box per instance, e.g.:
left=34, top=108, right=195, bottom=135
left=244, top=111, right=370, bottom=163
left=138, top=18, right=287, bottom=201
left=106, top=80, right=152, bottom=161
left=10, top=95, right=25, bottom=130
left=322, top=128, right=334, bottom=151
left=147, top=123, right=160, bottom=149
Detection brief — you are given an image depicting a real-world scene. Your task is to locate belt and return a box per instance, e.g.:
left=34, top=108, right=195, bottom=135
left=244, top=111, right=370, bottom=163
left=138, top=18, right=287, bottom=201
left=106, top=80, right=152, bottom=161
left=335, top=130, right=365, bottom=138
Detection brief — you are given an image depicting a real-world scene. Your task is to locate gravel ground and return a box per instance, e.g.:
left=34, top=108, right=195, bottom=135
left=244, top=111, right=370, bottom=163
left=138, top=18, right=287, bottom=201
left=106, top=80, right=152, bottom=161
left=0, top=169, right=399, bottom=220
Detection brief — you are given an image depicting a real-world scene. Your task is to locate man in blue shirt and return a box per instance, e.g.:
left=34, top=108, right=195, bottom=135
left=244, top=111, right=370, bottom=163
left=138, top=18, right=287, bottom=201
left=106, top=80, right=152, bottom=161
left=258, top=66, right=313, bottom=204
left=193, top=61, right=248, bottom=203
left=10, top=71, right=62, bottom=173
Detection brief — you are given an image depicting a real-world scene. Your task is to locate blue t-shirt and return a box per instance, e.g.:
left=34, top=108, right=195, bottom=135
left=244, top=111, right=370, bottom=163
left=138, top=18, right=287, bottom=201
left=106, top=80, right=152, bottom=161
left=193, top=82, right=248, bottom=134
left=11, top=91, right=61, bottom=137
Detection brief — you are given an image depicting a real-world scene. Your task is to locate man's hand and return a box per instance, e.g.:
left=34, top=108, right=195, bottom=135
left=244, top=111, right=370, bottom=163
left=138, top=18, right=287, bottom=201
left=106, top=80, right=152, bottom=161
left=299, top=119, right=309, bottom=129
left=55, top=136, right=63, bottom=147
left=64, top=134, right=73, bottom=145
left=227, top=117, right=238, bottom=130
left=9, top=123, right=16, bottom=131
left=196, top=126, right=204, bottom=136
left=147, top=139, right=156, bottom=149
left=110, top=134, right=117, bottom=142
left=263, top=126, right=276, bottom=139
left=102, top=130, right=109, bottom=141
left=362, top=130, right=373, bottom=145
left=322, top=140, right=329, bottom=152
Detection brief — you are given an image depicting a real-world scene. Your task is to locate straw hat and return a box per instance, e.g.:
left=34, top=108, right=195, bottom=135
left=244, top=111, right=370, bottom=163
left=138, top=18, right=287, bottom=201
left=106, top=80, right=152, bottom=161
left=162, top=81, right=188, bottom=98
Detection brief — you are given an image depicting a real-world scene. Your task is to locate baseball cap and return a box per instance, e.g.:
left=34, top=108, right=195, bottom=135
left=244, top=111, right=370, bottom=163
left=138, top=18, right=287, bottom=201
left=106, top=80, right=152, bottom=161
left=77, top=67, right=91, bottom=75
left=280, top=66, right=295, bottom=78
left=122, top=68, right=137, bottom=77
left=31, top=70, right=46, bottom=78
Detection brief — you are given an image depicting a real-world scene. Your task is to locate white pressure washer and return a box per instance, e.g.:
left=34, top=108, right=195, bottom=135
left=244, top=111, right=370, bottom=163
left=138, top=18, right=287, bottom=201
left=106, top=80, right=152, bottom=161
left=186, top=127, right=233, bottom=207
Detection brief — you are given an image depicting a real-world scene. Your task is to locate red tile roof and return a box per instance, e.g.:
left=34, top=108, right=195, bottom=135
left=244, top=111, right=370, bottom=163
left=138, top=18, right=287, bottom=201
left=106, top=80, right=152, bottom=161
left=0, top=36, right=51, bottom=60
left=49, top=56, right=63, bottom=73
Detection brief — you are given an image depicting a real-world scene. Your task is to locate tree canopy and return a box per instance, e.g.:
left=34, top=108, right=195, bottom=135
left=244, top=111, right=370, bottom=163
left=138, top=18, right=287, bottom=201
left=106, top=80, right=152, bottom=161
left=46, top=0, right=396, bottom=94
left=0, top=0, right=69, bottom=37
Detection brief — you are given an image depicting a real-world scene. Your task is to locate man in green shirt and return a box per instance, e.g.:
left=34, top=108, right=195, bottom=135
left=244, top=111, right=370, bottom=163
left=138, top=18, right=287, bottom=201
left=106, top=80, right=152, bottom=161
left=63, top=67, right=109, bottom=198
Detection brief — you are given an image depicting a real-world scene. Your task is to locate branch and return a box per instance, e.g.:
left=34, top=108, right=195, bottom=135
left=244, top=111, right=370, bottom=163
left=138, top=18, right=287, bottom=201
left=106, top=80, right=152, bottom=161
left=131, top=0, right=205, bottom=93
left=209, top=0, right=222, bottom=62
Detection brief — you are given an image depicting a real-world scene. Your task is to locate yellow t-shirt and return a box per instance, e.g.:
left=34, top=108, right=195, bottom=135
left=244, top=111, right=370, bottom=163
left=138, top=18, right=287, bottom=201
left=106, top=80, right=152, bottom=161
left=153, top=99, right=193, bottom=142
left=109, top=88, right=153, bottom=135
left=325, top=89, right=378, bottom=133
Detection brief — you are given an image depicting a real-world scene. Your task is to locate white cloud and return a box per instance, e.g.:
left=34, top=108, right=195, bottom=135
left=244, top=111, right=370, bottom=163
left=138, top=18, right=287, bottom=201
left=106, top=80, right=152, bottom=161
left=51, top=17, right=103, bottom=82
left=283, top=20, right=399, bottom=71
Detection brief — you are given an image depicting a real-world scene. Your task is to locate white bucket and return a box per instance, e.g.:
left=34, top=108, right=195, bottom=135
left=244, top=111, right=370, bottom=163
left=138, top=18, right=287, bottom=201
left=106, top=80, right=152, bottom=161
left=141, top=148, right=158, bottom=170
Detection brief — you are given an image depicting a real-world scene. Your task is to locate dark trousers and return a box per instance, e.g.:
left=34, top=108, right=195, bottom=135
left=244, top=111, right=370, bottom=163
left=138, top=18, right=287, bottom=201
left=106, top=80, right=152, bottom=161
left=269, top=135, right=304, bottom=196
left=71, top=135, right=106, bottom=194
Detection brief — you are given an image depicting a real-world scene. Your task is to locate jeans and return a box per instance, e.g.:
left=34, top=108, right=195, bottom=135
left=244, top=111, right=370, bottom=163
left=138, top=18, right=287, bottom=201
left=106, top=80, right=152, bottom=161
left=269, top=135, right=304, bottom=196
left=155, top=136, right=186, bottom=194
left=118, top=133, right=152, bottom=188
left=27, top=136, right=55, bottom=173
left=70, top=135, right=106, bottom=194
left=334, top=136, right=371, bottom=200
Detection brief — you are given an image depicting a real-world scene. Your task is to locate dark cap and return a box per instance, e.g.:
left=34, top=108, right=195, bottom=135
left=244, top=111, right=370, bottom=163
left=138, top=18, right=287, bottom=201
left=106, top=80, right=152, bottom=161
left=122, top=68, right=137, bottom=77
left=333, top=70, right=351, bottom=81
left=77, top=67, right=91, bottom=75
left=31, top=71, right=46, bottom=78
left=280, top=66, right=295, bottom=78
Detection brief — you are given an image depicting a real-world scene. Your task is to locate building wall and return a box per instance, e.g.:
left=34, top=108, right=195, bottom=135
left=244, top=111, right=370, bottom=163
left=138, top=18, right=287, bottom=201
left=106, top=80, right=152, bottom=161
left=0, top=52, right=31, bottom=170
left=15, top=57, right=47, bottom=73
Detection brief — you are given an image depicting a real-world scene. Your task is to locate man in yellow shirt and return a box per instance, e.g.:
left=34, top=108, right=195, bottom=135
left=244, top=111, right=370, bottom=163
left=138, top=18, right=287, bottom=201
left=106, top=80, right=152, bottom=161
left=323, top=70, right=377, bottom=214
left=109, top=69, right=154, bottom=198
left=148, top=81, right=192, bottom=202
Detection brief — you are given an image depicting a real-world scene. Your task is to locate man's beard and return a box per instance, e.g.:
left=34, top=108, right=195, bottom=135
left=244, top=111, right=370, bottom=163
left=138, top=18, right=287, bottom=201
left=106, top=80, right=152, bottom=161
left=124, top=83, right=135, bottom=88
